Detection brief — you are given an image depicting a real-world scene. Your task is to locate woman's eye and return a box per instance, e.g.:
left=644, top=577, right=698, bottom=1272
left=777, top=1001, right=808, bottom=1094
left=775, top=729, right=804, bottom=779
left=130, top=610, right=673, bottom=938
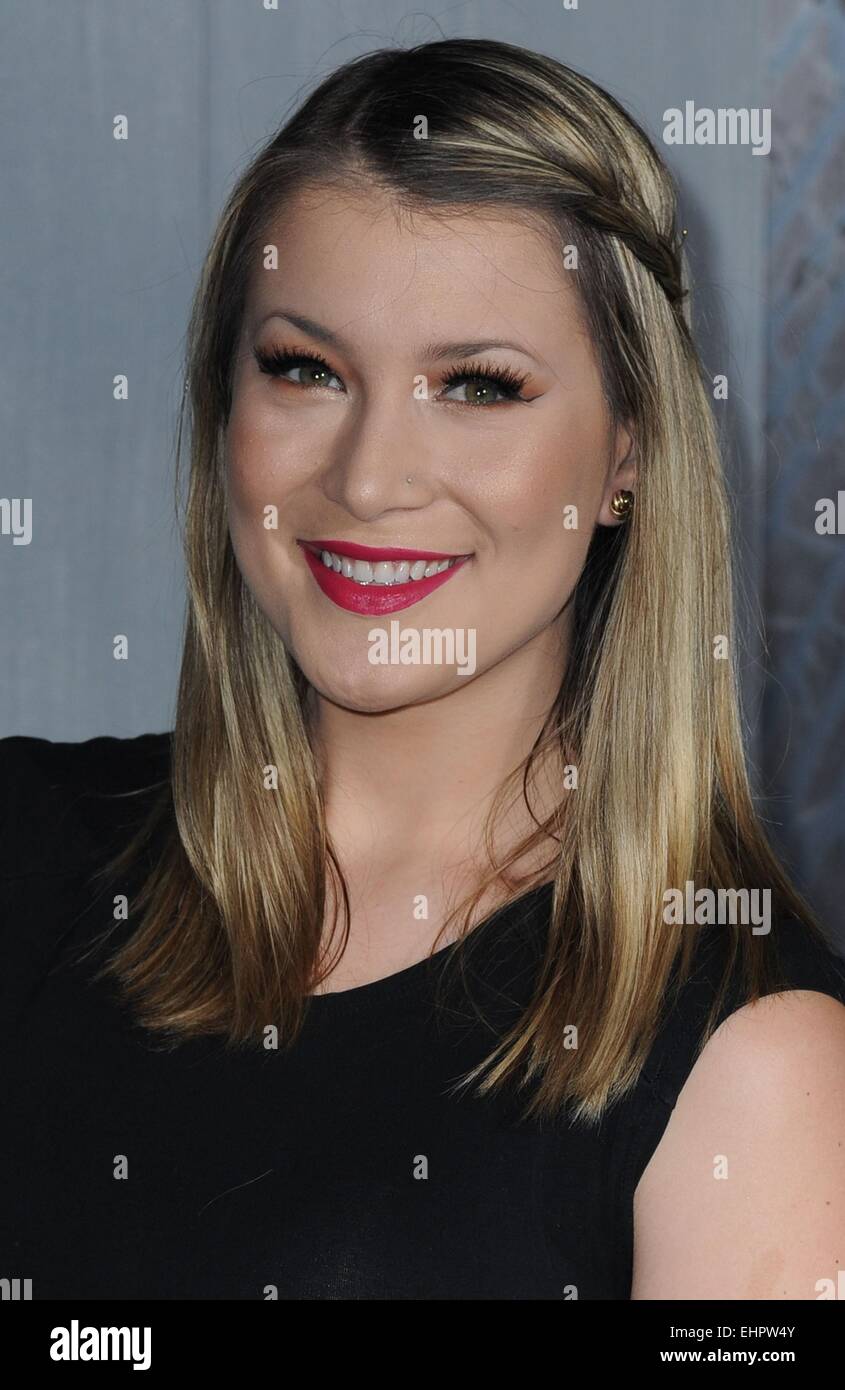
left=285, top=360, right=343, bottom=390
left=439, top=362, right=529, bottom=406
left=253, top=347, right=343, bottom=391
left=441, top=378, right=513, bottom=406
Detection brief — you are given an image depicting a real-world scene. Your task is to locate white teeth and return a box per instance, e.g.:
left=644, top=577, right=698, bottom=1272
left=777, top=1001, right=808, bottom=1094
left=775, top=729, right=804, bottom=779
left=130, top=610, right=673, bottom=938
left=313, top=548, right=462, bottom=586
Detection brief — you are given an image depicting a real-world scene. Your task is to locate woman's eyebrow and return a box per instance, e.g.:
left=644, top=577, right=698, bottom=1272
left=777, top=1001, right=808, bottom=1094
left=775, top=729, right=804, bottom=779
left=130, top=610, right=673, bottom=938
left=254, top=308, right=543, bottom=366
left=422, top=336, right=542, bottom=365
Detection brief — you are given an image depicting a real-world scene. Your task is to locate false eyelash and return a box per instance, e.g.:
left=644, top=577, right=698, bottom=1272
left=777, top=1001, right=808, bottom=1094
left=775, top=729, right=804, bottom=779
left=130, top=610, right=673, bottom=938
left=440, top=357, right=530, bottom=400
left=253, top=344, right=332, bottom=378
left=252, top=343, right=531, bottom=402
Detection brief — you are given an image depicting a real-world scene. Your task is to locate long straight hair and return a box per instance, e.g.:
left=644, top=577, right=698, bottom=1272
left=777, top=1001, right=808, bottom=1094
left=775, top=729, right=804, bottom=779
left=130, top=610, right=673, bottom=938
left=92, top=38, right=826, bottom=1123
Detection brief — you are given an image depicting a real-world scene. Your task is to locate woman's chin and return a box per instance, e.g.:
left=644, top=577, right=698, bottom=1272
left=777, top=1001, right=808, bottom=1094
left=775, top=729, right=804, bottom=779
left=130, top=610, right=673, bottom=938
left=299, top=657, right=469, bottom=715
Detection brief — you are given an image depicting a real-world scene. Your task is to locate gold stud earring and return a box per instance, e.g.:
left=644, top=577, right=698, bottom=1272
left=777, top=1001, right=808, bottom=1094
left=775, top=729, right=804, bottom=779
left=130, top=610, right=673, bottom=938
left=609, top=489, right=634, bottom=520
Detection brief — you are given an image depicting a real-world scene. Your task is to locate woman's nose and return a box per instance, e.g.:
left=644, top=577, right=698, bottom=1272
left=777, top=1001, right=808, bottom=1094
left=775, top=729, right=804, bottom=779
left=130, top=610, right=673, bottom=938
left=318, top=389, right=434, bottom=518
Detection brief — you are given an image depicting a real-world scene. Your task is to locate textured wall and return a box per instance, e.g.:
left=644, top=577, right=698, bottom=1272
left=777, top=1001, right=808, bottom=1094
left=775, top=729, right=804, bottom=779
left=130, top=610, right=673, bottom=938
left=762, top=0, right=845, bottom=936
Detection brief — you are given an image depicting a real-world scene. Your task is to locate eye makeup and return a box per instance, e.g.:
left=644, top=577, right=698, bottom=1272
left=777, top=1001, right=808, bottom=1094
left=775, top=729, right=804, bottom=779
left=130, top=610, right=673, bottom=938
left=251, top=343, right=533, bottom=405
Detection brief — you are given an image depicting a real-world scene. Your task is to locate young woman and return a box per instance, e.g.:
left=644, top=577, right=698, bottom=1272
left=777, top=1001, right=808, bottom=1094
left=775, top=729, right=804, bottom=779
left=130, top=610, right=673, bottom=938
left=2, top=37, right=844, bottom=1301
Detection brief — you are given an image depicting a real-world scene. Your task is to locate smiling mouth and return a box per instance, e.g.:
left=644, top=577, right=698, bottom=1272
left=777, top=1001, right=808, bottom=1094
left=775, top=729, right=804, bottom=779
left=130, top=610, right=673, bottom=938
left=297, top=538, right=472, bottom=615
left=299, top=539, right=472, bottom=588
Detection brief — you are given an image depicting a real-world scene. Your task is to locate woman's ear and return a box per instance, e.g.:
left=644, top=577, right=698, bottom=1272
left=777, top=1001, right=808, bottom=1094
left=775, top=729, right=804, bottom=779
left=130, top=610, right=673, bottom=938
left=597, top=420, right=637, bottom=528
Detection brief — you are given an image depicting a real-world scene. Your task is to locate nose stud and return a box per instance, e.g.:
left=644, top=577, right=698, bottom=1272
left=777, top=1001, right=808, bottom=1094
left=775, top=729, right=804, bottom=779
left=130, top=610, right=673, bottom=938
left=406, top=475, right=413, bottom=484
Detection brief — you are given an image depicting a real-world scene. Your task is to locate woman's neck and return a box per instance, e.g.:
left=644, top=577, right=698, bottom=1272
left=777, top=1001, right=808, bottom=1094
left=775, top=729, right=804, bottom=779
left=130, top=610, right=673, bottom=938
left=309, top=626, right=568, bottom=888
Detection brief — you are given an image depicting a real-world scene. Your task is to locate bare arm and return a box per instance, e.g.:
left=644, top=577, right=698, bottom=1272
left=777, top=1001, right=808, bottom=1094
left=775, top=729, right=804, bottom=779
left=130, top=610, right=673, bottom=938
left=631, top=989, right=845, bottom=1300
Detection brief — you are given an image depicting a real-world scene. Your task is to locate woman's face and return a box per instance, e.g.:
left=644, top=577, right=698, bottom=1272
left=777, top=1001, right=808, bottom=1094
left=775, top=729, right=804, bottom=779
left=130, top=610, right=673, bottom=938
left=225, top=183, right=634, bottom=712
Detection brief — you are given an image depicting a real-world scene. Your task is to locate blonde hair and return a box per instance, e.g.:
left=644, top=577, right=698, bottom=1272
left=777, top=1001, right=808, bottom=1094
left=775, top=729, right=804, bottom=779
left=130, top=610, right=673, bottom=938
left=92, top=38, right=824, bottom=1123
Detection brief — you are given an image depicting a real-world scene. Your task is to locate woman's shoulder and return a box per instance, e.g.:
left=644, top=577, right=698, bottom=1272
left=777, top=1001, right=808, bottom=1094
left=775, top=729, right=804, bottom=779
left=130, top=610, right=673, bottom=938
left=599, top=913, right=845, bottom=1226
left=0, top=731, right=171, bottom=1043
left=629, top=920, right=845, bottom=1298
left=641, top=914, right=845, bottom=1109
left=0, top=729, right=172, bottom=880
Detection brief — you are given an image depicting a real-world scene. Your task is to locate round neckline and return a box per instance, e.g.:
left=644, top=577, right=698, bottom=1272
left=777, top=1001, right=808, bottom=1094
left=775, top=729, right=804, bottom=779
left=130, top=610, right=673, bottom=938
left=304, top=879, right=555, bottom=1015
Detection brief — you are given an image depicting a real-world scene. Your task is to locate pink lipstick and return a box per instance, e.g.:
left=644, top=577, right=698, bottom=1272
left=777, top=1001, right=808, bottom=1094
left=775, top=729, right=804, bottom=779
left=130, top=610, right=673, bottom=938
left=297, top=539, right=471, bottom=615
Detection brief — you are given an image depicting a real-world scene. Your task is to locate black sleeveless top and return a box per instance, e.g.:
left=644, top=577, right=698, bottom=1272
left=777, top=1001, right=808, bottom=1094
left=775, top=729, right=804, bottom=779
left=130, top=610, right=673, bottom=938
left=2, top=732, right=844, bottom=1301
